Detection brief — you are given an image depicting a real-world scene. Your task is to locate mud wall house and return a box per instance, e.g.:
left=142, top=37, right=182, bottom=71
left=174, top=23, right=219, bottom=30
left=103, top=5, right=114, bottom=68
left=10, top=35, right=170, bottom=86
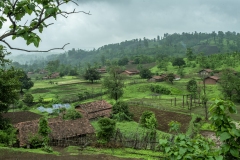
left=148, top=76, right=165, bottom=82
left=204, top=76, right=219, bottom=85
left=198, top=69, right=213, bottom=76
left=75, top=100, right=112, bottom=120
left=124, top=70, right=140, bottom=76
left=96, top=68, right=107, bottom=73
left=50, top=72, right=60, bottom=79
left=14, top=118, right=95, bottom=147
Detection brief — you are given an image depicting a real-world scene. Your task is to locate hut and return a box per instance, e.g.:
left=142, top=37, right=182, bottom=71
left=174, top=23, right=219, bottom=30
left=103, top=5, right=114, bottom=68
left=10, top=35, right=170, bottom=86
left=75, top=100, right=112, bottom=120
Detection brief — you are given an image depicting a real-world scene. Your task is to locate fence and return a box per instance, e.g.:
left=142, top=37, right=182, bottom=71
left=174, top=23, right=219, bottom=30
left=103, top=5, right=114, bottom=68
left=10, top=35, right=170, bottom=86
left=49, top=134, right=95, bottom=148
left=48, top=129, right=162, bottom=151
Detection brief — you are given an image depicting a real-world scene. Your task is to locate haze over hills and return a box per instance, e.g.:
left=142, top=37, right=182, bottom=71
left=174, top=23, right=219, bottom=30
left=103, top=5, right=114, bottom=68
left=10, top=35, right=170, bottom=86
left=8, top=31, right=240, bottom=66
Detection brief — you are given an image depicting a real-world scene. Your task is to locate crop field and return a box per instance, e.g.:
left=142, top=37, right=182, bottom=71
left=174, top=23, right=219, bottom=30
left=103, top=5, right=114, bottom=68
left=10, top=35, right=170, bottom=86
left=129, top=105, right=192, bottom=133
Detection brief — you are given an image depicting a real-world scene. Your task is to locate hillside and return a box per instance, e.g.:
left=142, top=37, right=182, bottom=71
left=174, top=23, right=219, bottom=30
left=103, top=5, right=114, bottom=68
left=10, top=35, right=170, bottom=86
left=9, top=31, right=240, bottom=67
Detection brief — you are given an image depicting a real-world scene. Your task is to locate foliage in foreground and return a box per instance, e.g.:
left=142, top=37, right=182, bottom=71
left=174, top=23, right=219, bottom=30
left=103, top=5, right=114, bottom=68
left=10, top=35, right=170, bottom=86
left=158, top=99, right=240, bottom=160
left=209, top=99, right=240, bottom=159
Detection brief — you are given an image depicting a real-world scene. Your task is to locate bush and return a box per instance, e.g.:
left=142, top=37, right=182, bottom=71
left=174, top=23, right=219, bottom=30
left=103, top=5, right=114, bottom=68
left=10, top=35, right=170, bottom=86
left=97, top=118, right=116, bottom=143
left=112, top=101, right=133, bottom=121
left=139, top=111, right=157, bottom=129
left=23, top=93, right=34, bottom=105
left=63, top=109, right=82, bottom=120
left=0, top=117, right=16, bottom=146
left=150, top=85, right=171, bottom=95
left=28, top=134, right=43, bottom=148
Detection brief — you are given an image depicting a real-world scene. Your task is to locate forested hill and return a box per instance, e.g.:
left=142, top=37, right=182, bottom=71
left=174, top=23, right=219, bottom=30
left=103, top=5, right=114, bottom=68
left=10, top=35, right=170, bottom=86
left=10, top=31, right=240, bottom=66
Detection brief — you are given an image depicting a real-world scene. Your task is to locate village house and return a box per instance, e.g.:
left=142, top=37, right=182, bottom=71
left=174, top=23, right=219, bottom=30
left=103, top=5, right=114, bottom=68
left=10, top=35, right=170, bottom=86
left=75, top=100, right=112, bottom=120
left=50, top=72, right=60, bottom=79
left=39, top=69, right=48, bottom=74
left=148, top=75, right=166, bottom=82
left=96, top=67, right=107, bottom=73
left=14, top=117, right=95, bottom=147
left=204, top=76, right=220, bottom=85
left=122, top=69, right=140, bottom=76
left=198, top=69, right=213, bottom=76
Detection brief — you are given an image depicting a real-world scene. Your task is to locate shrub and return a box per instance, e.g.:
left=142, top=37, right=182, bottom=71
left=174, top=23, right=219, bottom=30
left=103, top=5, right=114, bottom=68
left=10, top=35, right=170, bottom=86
left=28, top=134, right=43, bottom=148
left=23, top=93, right=34, bottom=105
left=139, top=111, right=157, bottom=129
left=112, top=101, right=133, bottom=121
left=97, top=118, right=116, bottom=143
left=0, top=118, right=17, bottom=146
left=63, top=109, right=82, bottom=120
left=150, top=85, right=171, bottom=95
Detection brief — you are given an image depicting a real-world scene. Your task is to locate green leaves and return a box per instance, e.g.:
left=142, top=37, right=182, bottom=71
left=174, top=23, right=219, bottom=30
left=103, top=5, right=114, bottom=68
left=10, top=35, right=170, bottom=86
left=220, top=132, right=231, bottom=141
left=210, top=99, right=240, bottom=159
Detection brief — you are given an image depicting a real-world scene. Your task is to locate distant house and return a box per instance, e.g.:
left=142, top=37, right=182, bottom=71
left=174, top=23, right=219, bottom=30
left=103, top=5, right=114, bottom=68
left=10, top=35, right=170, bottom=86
left=96, top=68, right=107, bottom=73
left=75, top=100, right=112, bottom=120
left=123, top=69, right=140, bottom=76
left=204, top=76, right=219, bottom=85
left=148, top=75, right=166, bottom=82
left=14, top=118, right=95, bottom=147
left=128, top=60, right=134, bottom=65
left=50, top=72, right=60, bottom=79
left=39, top=69, right=48, bottom=74
left=198, top=69, right=213, bottom=76
left=174, top=74, right=181, bottom=80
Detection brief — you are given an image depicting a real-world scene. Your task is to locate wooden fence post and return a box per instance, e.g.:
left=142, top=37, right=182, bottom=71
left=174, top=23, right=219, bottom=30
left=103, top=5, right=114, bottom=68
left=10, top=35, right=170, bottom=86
left=174, top=97, right=176, bottom=106
left=182, top=95, right=184, bottom=108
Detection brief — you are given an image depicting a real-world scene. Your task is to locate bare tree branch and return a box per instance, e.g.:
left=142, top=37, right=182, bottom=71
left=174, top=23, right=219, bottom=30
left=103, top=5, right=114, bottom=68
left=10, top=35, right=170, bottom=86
left=1, top=40, right=70, bottom=52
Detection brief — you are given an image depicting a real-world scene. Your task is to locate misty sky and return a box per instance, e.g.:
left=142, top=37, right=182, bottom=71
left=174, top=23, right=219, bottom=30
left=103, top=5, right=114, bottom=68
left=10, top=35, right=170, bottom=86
left=2, top=0, right=240, bottom=54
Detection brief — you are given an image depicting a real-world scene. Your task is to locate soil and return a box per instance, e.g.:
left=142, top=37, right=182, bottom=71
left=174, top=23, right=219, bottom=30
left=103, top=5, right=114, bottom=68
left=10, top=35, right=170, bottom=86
left=129, top=105, right=192, bottom=133
left=2, top=111, right=42, bottom=124
left=0, top=147, right=141, bottom=160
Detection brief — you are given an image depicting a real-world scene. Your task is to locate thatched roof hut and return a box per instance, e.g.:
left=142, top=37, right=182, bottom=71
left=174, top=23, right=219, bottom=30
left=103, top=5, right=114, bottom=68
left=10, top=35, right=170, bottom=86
left=14, top=117, right=94, bottom=147
left=75, top=100, right=112, bottom=120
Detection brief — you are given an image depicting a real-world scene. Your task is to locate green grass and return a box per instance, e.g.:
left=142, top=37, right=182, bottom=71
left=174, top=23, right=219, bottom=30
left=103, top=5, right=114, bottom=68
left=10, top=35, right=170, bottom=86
left=91, top=120, right=169, bottom=140
left=81, top=146, right=164, bottom=160
left=0, top=146, right=59, bottom=155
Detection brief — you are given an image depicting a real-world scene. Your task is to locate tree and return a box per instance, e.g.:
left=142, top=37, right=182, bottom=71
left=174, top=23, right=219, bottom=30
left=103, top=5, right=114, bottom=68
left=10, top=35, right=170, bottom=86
left=166, top=73, right=175, bottom=84
left=0, top=67, right=21, bottom=113
left=83, top=67, right=101, bottom=83
left=186, top=48, right=194, bottom=61
left=102, top=66, right=124, bottom=101
left=139, top=111, right=157, bottom=129
left=219, top=69, right=238, bottom=101
left=46, top=60, right=60, bottom=74
left=186, top=78, right=198, bottom=98
left=172, top=57, right=186, bottom=67
left=0, top=0, right=88, bottom=127
left=97, top=118, right=116, bottom=143
left=139, top=68, right=153, bottom=79
left=19, top=70, right=34, bottom=92
left=118, top=57, right=128, bottom=66
left=0, top=0, right=90, bottom=53
left=23, top=93, right=34, bottom=105
left=111, top=101, right=133, bottom=121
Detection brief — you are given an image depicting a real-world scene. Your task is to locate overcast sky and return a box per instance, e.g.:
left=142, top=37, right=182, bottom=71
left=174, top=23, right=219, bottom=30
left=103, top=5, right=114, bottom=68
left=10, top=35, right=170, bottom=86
left=2, top=0, right=240, bottom=55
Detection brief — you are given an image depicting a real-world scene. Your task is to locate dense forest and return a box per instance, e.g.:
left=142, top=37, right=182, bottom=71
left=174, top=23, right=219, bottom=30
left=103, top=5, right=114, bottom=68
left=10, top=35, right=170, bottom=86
left=9, top=31, right=240, bottom=73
